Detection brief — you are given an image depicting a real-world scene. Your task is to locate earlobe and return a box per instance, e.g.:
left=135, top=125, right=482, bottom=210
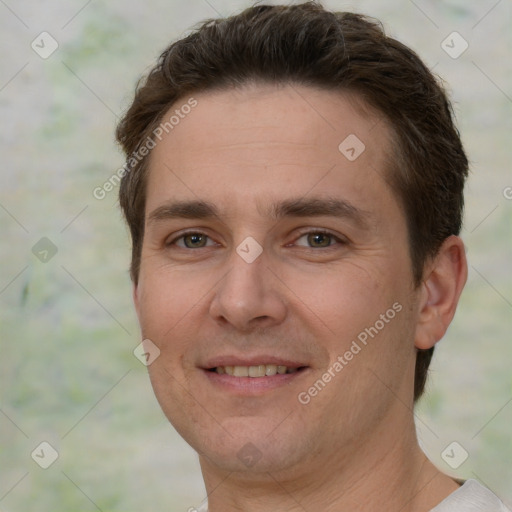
left=414, top=236, right=468, bottom=350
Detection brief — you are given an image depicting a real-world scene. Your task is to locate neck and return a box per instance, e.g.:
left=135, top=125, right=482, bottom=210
left=199, top=408, right=459, bottom=512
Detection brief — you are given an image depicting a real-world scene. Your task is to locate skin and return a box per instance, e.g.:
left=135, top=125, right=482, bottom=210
left=133, top=83, right=468, bottom=511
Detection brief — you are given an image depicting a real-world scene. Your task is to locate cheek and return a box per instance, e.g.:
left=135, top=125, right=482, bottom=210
left=288, top=263, right=391, bottom=336
left=136, top=270, right=206, bottom=423
left=136, top=268, right=202, bottom=349
left=291, top=261, right=413, bottom=383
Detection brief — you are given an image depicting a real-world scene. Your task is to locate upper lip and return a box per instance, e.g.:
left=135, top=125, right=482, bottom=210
left=203, top=355, right=308, bottom=370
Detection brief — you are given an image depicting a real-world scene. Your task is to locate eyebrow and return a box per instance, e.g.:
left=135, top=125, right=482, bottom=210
left=147, top=196, right=372, bottom=228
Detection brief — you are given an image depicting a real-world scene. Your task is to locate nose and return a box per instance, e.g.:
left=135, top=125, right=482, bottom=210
left=209, top=246, right=287, bottom=333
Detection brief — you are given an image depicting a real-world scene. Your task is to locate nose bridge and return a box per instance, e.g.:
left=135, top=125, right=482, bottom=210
left=209, top=238, right=287, bottom=330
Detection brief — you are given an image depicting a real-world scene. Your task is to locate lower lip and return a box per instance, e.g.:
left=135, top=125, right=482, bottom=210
left=202, top=368, right=308, bottom=394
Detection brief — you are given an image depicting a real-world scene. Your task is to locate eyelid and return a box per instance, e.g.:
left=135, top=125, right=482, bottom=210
left=291, top=228, right=349, bottom=248
left=166, top=229, right=218, bottom=248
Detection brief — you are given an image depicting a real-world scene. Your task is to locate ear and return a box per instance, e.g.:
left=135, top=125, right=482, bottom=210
left=414, top=235, right=468, bottom=350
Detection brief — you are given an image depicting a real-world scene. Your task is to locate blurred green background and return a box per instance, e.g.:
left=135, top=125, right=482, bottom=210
left=1, top=0, right=511, bottom=510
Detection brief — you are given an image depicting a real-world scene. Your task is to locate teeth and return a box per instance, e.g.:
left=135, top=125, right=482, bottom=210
left=249, top=365, right=266, bottom=377
left=265, top=364, right=277, bottom=376
left=214, top=364, right=299, bottom=377
left=233, top=366, right=249, bottom=377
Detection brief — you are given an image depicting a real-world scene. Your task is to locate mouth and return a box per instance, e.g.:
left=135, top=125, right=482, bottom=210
left=208, top=364, right=307, bottom=377
left=201, top=358, right=310, bottom=394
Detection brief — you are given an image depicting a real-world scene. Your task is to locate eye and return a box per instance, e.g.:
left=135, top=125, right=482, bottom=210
left=168, top=231, right=216, bottom=249
left=294, top=230, right=346, bottom=249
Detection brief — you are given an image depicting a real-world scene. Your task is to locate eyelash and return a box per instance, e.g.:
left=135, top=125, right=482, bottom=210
left=167, top=229, right=348, bottom=250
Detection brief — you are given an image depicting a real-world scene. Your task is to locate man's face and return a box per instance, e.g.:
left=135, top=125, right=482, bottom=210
left=134, top=83, right=421, bottom=476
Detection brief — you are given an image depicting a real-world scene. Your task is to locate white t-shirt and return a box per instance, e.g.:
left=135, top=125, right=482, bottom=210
left=195, top=479, right=511, bottom=511
left=431, top=479, right=511, bottom=511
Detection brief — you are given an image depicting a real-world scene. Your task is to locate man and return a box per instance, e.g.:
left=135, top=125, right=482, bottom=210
left=115, top=2, right=510, bottom=511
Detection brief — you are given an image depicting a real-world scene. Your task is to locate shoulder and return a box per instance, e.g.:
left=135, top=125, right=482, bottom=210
left=431, top=479, right=511, bottom=512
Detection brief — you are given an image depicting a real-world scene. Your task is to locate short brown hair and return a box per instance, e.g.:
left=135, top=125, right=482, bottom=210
left=115, top=2, right=468, bottom=401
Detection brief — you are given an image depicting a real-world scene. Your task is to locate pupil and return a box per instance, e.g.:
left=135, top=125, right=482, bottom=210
left=187, top=234, right=204, bottom=247
left=310, top=233, right=330, bottom=247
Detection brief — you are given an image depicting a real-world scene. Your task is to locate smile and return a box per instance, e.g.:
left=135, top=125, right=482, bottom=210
left=210, top=365, right=302, bottom=377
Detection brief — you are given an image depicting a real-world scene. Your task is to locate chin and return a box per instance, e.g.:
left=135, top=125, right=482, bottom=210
left=174, top=413, right=307, bottom=473
left=201, top=442, right=304, bottom=475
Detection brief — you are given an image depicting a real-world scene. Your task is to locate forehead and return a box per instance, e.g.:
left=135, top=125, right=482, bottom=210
left=145, top=83, right=397, bottom=221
